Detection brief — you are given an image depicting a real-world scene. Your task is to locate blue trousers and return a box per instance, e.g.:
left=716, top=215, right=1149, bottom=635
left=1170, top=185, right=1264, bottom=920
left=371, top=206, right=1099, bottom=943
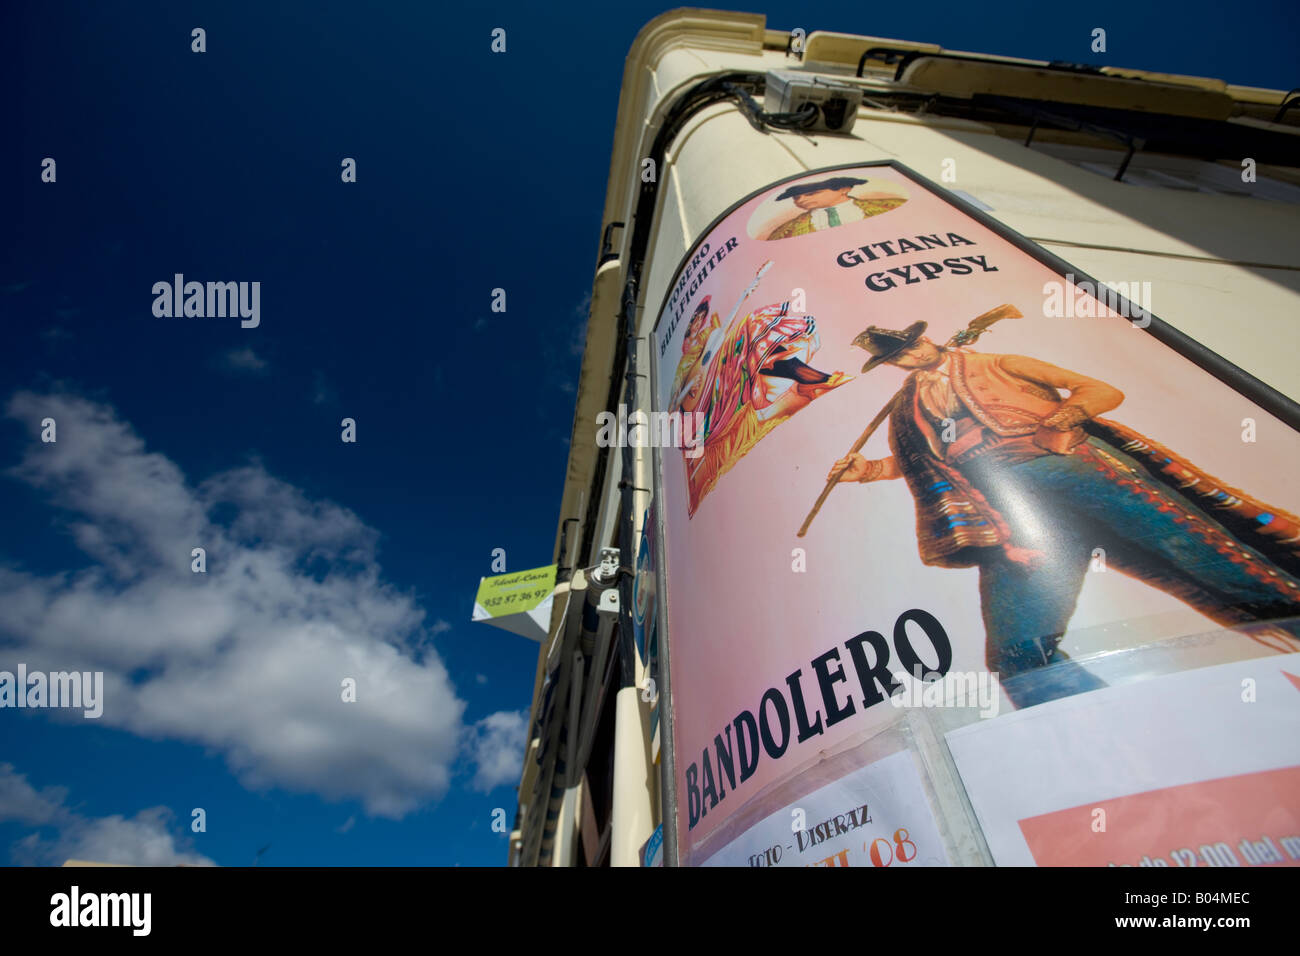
left=959, top=437, right=1300, bottom=709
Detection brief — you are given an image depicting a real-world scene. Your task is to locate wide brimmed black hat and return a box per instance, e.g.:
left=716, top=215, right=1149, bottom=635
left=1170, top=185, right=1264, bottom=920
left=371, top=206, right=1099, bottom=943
left=851, top=321, right=927, bottom=372
left=775, top=177, right=868, bottom=201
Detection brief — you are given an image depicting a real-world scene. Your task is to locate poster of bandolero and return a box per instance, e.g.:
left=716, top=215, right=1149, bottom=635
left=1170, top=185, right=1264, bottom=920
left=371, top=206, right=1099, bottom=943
left=648, top=161, right=1300, bottom=864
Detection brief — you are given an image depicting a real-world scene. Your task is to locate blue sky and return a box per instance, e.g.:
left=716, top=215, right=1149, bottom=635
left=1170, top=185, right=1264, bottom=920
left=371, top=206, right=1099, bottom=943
left=1, top=1, right=1295, bottom=866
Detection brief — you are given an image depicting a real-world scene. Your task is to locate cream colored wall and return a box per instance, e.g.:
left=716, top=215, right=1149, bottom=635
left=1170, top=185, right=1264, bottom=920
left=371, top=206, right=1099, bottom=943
left=633, top=50, right=1300, bottom=403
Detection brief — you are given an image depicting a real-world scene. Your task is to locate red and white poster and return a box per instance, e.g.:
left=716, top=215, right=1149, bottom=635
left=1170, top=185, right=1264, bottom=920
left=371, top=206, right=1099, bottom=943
left=650, top=162, right=1300, bottom=864
left=945, top=654, right=1300, bottom=866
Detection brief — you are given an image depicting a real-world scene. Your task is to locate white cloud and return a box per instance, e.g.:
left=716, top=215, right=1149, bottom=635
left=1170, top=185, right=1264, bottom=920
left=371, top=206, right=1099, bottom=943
left=221, top=347, right=268, bottom=374
left=0, top=764, right=212, bottom=866
left=430, top=619, right=452, bottom=636
left=464, top=710, right=528, bottom=793
left=0, top=391, right=518, bottom=818
left=570, top=297, right=589, bottom=355
left=0, top=762, right=69, bottom=826
left=311, top=370, right=335, bottom=405
left=572, top=291, right=591, bottom=321
left=539, top=293, right=588, bottom=395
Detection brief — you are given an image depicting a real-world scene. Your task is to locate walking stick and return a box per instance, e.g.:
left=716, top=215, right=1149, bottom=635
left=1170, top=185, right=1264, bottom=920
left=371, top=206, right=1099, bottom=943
left=796, top=391, right=899, bottom=537
left=796, top=303, right=1022, bottom=537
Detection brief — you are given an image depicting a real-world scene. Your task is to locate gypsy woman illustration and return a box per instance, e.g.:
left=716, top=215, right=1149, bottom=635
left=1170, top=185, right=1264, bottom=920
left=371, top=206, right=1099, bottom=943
left=672, top=263, right=850, bottom=516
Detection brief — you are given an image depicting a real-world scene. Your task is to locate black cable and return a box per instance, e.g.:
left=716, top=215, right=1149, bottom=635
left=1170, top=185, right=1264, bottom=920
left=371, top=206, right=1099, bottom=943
left=1273, top=87, right=1300, bottom=124
left=722, top=81, right=818, bottom=132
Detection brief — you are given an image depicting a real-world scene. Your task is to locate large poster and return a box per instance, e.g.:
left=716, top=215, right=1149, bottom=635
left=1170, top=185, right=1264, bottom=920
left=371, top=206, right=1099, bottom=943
left=945, top=654, right=1300, bottom=866
left=700, top=750, right=950, bottom=868
left=650, top=162, right=1300, bottom=863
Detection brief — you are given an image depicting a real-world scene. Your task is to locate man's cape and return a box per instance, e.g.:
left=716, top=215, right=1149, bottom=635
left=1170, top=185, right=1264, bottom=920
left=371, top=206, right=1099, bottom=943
left=888, top=375, right=1300, bottom=621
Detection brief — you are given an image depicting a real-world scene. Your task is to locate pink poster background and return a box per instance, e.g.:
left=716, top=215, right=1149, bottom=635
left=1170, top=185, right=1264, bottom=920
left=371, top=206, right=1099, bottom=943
left=651, top=163, right=1300, bottom=860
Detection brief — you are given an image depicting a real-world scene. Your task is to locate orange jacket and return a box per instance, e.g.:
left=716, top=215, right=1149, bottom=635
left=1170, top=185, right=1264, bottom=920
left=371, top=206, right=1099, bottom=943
left=871, top=350, right=1125, bottom=475
left=947, top=350, right=1124, bottom=436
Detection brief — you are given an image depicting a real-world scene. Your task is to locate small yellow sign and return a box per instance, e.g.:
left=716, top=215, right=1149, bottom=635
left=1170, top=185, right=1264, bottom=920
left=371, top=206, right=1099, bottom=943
left=472, top=565, right=557, bottom=641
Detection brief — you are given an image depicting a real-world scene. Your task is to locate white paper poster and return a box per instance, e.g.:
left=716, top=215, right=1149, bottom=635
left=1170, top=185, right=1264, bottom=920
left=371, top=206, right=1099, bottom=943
left=946, top=653, right=1300, bottom=866
left=701, top=750, right=949, bottom=867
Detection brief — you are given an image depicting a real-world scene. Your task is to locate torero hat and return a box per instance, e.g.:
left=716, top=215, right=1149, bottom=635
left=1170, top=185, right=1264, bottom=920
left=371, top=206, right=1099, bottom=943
left=775, top=176, right=868, bottom=201
left=851, top=321, right=927, bottom=372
